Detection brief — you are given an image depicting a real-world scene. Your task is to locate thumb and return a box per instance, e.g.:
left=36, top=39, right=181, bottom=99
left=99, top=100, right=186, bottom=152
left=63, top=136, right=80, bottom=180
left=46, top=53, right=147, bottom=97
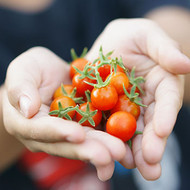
left=5, top=51, right=42, bottom=118
left=6, top=73, right=41, bottom=118
left=5, top=47, right=70, bottom=118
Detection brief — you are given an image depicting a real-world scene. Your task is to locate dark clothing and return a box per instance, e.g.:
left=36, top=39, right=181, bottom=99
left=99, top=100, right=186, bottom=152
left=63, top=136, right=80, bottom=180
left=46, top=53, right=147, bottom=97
left=0, top=0, right=189, bottom=85
left=0, top=0, right=189, bottom=189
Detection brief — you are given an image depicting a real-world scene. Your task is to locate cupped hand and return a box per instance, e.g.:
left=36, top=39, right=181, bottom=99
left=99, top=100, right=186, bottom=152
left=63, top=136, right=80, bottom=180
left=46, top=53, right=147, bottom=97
left=3, top=47, right=126, bottom=181
left=86, top=18, right=190, bottom=180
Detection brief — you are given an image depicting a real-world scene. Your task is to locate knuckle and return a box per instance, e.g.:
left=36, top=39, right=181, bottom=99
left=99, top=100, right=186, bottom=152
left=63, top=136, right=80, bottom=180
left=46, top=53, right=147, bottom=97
left=27, top=46, right=50, bottom=54
left=105, top=19, right=125, bottom=32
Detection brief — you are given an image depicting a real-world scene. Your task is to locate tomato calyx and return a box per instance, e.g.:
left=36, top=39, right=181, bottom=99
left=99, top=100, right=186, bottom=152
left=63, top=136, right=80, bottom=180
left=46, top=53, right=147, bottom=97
left=75, top=91, right=98, bottom=127
left=123, top=84, right=147, bottom=107
left=98, top=46, right=127, bottom=73
left=75, top=103, right=98, bottom=127
left=70, top=47, right=88, bottom=61
left=49, top=103, right=75, bottom=120
left=127, top=67, right=145, bottom=95
left=73, top=62, right=95, bottom=80
left=84, top=47, right=114, bottom=88
left=110, top=56, right=127, bottom=74
left=84, top=63, right=112, bottom=89
left=59, top=83, right=84, bottom=104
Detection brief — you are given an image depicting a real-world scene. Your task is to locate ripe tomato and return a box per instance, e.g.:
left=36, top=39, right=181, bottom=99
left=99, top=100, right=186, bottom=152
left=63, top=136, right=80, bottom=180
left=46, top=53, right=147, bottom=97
left=49, top=96, right=76, bottom=119
left=70, top=58, right=89, bottom=79
left=72, top=73, right=96, bottom=96
left=53, top=84, right=77, bottom=100
left=76, top=102, right=102, bottom=128
left=98, top=63, right=124, bottom=81
left=110, top=95, right=140, bottom=120
left=91, top=85, right=118, bottom=111
left=106, top=111, right=137, bottom=142
left=109, top=72, right=129, bottom=95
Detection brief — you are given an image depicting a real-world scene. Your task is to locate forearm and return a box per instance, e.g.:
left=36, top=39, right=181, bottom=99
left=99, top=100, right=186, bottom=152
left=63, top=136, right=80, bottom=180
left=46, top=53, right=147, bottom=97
left=0, top=85, right=24, bottom=172
left=145, top=6, right=190, bottom=104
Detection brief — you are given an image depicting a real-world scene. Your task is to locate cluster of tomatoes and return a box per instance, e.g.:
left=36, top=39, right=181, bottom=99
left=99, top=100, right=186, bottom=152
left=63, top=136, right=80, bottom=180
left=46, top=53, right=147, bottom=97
left=49, top=47, right=146, bottom=145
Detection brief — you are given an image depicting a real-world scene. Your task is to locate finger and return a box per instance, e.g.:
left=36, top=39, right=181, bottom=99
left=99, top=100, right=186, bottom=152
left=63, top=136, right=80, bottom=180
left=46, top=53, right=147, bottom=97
left=6, top=47, right=70, bottom=118
left=119, top=144, right=135, bottom=169
left=141, top=68, right=183, bottom=164
left=153, top=75, right=184, bottom=137
left=88, top=131, right=136, bottom=169
left=23, top=138, right=115, bottom=181
left=142, top=122, right=167, bottom=164
left=85, top=128, right=126, bottom=161
left=145, top=23, right=190, bottom=74
left=96, top=162, right=115, bottom=181
left=141, top=102, right=167, bottom=164
left=116, top=114, right=145, bottom=170
left=133, top=117, right=162, bottom=180
left=127, top=110, right=162, bottom=180
left=133, top=135, right=162, bottom=180
left=143, top=66, right=184, bottom=137
left=3, top=96, right=85, bottom=143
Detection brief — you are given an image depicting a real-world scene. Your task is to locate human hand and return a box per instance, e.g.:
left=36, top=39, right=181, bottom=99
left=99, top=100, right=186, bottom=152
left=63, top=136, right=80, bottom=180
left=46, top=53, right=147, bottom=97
left=3, top=47, right=126, bottom=181
left=86, top=18, right=190, bottom=180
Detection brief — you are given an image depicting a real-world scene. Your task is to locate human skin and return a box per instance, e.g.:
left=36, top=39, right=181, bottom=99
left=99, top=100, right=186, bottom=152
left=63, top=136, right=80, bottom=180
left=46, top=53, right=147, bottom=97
left=0, top=1, right=190, bottom=181
left=1, top=19, right=190, bottom=181
left=145, top=6, right=190, bottom=105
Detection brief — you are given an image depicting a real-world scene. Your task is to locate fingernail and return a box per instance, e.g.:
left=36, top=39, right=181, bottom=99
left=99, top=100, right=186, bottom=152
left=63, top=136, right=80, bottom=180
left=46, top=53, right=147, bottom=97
left=19, top=96, right=31, bottom=117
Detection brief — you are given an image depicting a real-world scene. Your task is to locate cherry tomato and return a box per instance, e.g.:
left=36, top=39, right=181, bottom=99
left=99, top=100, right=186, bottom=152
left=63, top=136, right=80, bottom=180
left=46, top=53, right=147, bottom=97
left=53, top=84, right=78, bottom=100
left=91, top=85, right=118, bottom=111
left=76, top=102, right=102, bottom=128
left=70, top=58, right=89, bottom=79
left=49, top=96, right=76, bottom=119
left=109, top=72, right=129, bottom=95
left=98, top=63, right=124, bottom=81
left=110, top=95, right=140, bottom=120
left=106, top=111, right=137, bottom=142
left=72, top=73, right=96, bottom=96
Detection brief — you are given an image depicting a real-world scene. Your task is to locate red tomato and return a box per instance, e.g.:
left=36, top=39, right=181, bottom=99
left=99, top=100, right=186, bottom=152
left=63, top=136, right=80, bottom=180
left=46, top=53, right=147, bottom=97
left=49, top=96, right=76, bottom=119
left=98, top=63, right=124, bottom=81
left=109, top=72, right=129, bottom=95
left=91, top=85, right=118, bottom=111
left=70, top=58, right=89, bottom=79
left=72, top=73, right=96, bottom=96
left=53, top=84, right=77, bottom=100
left=110, top=95, right=140, bottom=120
left=76, top=102, right=102, bottom=128
left=98, top=63, right=111, bottom=81
left=106, top=111, right=137, bottom=142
